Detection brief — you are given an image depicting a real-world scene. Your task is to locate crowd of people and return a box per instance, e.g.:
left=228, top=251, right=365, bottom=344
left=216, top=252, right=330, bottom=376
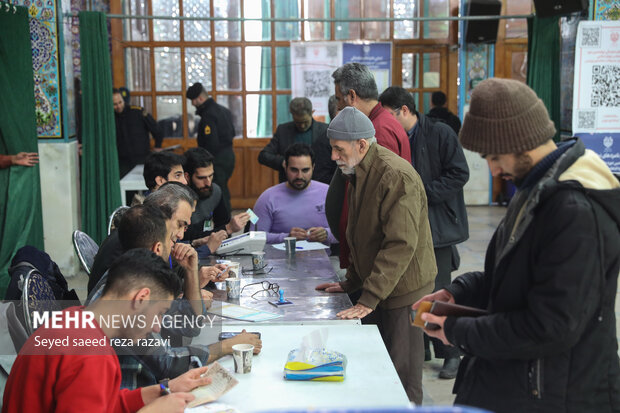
left=2, top=62, right=619, bottom=413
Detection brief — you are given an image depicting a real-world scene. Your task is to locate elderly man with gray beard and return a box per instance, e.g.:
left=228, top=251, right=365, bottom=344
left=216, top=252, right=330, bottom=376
left=316, top=107, right=437, bottom=404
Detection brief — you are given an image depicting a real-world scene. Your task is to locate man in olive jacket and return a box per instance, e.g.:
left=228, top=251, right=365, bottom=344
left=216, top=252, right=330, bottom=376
left=317, top=107, right=437, bottom=404
left=414, top=78, right=620, bottom=412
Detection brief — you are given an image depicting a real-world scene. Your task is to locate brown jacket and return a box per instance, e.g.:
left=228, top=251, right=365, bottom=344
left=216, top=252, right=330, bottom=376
left=340, top=143, right=437, bottom=310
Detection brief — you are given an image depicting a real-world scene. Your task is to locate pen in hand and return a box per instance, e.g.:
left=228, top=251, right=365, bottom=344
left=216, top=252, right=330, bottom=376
left=216, top=265, right=229, bottom=279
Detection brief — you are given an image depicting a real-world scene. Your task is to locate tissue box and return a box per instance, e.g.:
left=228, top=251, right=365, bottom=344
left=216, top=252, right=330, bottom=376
left=283, top=348, right=347, bottom=381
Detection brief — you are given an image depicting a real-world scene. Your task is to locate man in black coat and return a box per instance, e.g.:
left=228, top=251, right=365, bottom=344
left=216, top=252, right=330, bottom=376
left=113, top=88, right=163, bottom=177
left=258, top=97, right=332, bottom=183
left=380, top=86, right=469, bottom=379
left=414, top=78, right=620, bottom=413
left=426, top=91, right=461, bottom=135
left=186, top=82, right=236, bottom=212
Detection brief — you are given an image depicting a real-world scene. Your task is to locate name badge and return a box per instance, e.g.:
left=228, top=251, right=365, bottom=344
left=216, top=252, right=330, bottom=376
left=203, top=219, right=213, bottom=232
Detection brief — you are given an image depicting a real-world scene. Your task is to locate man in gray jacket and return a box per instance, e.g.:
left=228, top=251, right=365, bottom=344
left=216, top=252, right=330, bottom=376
left=317, top=107, right=436, bottom=404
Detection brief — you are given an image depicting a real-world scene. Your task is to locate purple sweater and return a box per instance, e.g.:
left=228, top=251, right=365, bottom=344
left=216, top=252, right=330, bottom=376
left=253, top=181, right=338, bottom=244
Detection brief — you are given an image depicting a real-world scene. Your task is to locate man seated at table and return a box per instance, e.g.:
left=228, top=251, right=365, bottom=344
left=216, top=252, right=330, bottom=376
left=253, top=143, right=337, bottom=245
left=86, top=204, right=261, bottom=389
left=182, top=147, right=250, bottom=253
left=129, top=151, right=188, bottom=206
left=3, top=248, right=209, bottom=413
left=89, top=182, right=197, bottom=293
left=144, top=151, right=187, bottom=191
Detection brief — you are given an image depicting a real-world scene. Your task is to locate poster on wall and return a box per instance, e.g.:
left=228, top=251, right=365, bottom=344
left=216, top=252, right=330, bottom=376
left=342, top=42, right=392, bottom=96
left=291, top=42, right=343, bottom=122
left=572, top=21, right=620, bottom=172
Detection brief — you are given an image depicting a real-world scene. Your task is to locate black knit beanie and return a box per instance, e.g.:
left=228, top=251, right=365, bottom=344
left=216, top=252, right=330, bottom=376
left=459, top=78, right=556, bottom=154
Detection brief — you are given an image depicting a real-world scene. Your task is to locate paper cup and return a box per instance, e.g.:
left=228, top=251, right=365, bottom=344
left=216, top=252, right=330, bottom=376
left=232, top=343, right=254, bottom=374
left=251, top=251, right=266, bottom=271
left=227, top=261, right=241, bottom=278
left=226, top=278, right=241, bottom=299
left=284, top=237, right=296, bottom=256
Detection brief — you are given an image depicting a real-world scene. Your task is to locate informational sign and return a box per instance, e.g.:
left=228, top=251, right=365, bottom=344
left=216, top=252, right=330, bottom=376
left=574, top=132, right=620, bottom=173
left=291, top=42, right=393, bottom=121
left=291, top=42, right=343, bottom=121
left=342, top=42, right=392, bottom=96
left=572, top=21, right=620, bottom=172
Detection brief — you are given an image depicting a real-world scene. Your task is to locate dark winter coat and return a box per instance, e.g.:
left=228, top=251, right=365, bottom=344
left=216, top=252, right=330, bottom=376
left=258, top=120, right=329, bottom=183
left=444, top=139, right=620, bottom=412
left=195, top=98, right=235, bottom=156
left=410, top=113, right=469, bottom=248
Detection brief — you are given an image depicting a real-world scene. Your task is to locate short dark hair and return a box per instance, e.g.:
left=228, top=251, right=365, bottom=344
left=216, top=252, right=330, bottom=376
left=183, top=147, right=214, bottom=177
left=378, top=86, right=417, bottom=114
left=328, top=95, right=338, bottom=121
left=144, top=182, right=198, bottom=219
left=289, top=97, right=313, bottom=117
left=284, top=143, right=315, bottom=166
left=103, top=249, right=182, bottom=299
left=431, top=91, right=447, bottom=107
left=112, top=88, right=121, bottom=95
left=332, top=63, right=378, bottom=101
left=118, top=205, right=168, bottom=252
left=143, top=152, right=185, bottom=190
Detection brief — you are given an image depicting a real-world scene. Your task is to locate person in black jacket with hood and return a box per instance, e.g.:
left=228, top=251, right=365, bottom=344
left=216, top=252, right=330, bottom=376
left=414, top=78, right=620, bottom=413
left=380, top=86, right=469, bottom=379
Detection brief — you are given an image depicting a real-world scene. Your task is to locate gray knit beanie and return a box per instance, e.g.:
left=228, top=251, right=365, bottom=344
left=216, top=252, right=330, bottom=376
left=459, top=78, right=556, bottom=154
left=327, top=106, right=375, bottom=141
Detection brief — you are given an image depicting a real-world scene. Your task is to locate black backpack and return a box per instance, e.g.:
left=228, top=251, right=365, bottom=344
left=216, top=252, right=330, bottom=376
left=5, top=245, right=80, bottom=303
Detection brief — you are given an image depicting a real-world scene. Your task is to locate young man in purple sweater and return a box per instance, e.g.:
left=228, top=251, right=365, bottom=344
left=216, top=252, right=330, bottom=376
left=253, top=143, right=337, bottom=245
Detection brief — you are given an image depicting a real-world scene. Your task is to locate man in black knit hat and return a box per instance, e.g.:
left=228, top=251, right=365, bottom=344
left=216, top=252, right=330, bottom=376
left=414, top=78, right=620, bottom=413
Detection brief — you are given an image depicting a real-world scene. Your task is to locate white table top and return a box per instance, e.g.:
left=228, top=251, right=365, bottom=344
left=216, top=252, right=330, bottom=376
left=187, top=323, right=411, bottom=412
left=119, top=164, right=147, bottom=205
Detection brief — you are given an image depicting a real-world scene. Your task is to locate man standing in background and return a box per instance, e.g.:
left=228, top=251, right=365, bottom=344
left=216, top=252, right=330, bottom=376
left=426, top=91, right=461, bottom=135
left=113, top=88, right=163, bottom=177
left=187, top=82, right=236, bottom=212
left=379, top=86, right=469, bottom=379
left=259, top=97, right=329, bottom=183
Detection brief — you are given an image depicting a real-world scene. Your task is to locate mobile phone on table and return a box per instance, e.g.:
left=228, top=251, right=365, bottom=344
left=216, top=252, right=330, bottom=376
left=218, top=332, right=261, bottom=341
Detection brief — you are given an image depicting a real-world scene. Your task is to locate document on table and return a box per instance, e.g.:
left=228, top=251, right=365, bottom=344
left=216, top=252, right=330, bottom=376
left=211, top=302, right=283, bottom=322
left=187, top=362, right=238, bottom=408
left=272, top=240, right=329, bottom=251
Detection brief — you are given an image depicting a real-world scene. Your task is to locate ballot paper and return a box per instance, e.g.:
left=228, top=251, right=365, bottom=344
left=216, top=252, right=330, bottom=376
left=185, top=403, right=239, bottom=413
left=272, top=240, right=329, bottom=251
left=246, top=208, right=259, bottom=225
left=187, top=362, right=238, bottom=408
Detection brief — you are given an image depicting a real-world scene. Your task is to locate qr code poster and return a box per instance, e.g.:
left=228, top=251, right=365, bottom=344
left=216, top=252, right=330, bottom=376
left=291, top=42, right=343, bottom=120
left=572, top=21, right=620, bottom=134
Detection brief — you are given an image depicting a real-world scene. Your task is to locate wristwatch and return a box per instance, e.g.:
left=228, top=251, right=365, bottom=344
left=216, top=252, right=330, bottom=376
left=159, top=378, right=170, bottom=396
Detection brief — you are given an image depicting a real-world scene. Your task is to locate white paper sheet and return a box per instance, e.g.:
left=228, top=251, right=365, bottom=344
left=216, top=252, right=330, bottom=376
left=272, top=240, right=329, bottom=251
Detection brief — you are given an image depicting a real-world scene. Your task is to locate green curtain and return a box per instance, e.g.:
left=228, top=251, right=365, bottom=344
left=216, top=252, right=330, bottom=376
left=79, top=11, right=121, bottom=244
left=257, top=0, right=273, bottom=137
left=335, top=0, right=349, bottom=40
left=0, top=2, right=44, bottom=297
left=527, top=16, right=561, bottom=142
left=257, top=0, right=299, bottom=136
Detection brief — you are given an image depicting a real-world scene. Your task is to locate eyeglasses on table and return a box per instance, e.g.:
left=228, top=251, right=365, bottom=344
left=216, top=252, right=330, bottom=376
left=240, top=280, right=279, bottom=299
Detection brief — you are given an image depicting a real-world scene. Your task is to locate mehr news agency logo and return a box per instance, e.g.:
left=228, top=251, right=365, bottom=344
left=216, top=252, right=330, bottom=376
left=31, top=310, right=218, bottom=349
